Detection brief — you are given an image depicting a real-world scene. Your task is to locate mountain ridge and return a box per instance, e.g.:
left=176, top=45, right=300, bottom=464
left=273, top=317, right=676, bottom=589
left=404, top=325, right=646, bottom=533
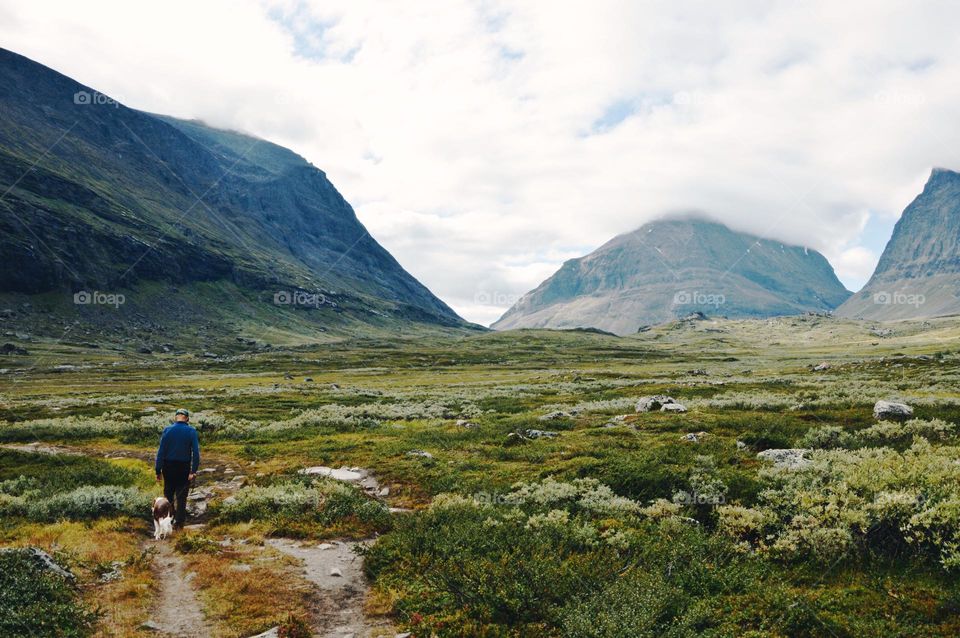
left=0, top=47, right=471, bottom=346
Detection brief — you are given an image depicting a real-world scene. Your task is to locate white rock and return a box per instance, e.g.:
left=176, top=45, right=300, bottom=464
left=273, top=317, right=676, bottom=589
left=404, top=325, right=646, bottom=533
left=873, top=400, right=913, bottom=421
left=635, top=395, right=677, bottom=412
left=329, top=567, right=343, bottom=577
left=661, top=403, right=687, bottom=413
left=301, top=466, right=365, bottom=482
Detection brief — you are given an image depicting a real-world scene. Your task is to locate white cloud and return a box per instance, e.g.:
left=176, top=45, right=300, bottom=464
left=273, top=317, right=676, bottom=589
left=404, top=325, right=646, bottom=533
left=3, top=0, right=959, bottom=324
left=832, top=247, right=880, bottom=291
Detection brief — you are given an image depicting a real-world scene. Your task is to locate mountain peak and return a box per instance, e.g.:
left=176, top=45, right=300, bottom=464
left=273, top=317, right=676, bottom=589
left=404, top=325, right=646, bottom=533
left=836, top=166, right=960, bottom=321
left=494, top=217, right=850, bottom=335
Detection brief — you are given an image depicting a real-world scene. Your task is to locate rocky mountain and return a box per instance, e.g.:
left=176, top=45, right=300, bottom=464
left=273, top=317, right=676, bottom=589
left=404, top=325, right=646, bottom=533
left=0, top=48, right=470, bottom=346
left=493, top=217, right=851, bottom=335
left=836, top=168, right=960, bottom=321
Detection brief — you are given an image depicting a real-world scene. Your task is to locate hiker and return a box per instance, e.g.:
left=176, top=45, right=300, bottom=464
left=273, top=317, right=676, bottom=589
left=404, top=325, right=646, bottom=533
left=154, top=408, right=200, bottom=530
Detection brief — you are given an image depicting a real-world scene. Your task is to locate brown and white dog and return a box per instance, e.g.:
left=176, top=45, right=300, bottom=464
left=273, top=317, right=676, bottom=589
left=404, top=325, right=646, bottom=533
left=153, top=496, right=174, bottom=540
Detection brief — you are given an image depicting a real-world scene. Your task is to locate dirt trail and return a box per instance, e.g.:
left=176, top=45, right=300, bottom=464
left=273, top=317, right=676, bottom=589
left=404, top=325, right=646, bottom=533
left=144, top=541, right=213, bottom=637
left=267, top=538, right=394, bottom=638
left=6, top=442, right=399, bottom=637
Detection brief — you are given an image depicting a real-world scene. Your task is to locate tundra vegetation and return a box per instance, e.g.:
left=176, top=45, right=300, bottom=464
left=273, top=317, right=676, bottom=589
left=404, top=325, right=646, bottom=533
left=1, top=315, right=959, bottom=636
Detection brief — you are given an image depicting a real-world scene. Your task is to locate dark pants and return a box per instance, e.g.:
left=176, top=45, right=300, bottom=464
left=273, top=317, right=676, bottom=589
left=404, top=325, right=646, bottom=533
left=161, top=460, right=191, bottom=526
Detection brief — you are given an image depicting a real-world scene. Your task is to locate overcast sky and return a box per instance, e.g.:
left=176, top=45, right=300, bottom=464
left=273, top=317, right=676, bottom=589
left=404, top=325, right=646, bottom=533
left=3, top=1, right=958, bottom=325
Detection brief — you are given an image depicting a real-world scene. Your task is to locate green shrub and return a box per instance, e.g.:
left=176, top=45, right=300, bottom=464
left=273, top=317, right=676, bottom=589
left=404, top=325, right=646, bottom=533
left=0, top=549, right=98, bottom=637
left=21, top=485, right=150, bottom=522
left=214, top=478, right=389, bottom=537
left=0, top=450, right=151, bottom=522
left=175, top=533, right=223, bottom=554
left=857, top=418, right=956, bottom=448
left=724, top=440, right=960, bottom=568
left=800, top=425, right=854, bottom=449
left=365, top=492, right=628, bottom=632
left=0, top=449, right=143, bottom=494
left=365, top=478, right=845, bottom=636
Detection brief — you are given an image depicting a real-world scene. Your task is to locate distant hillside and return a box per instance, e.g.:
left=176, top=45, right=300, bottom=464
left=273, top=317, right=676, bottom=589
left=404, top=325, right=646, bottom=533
left=0, top=48, right=471, bottom=347
left=493, top=217, right=851, bottom=335
left=837, top=168, right=960, bottom=321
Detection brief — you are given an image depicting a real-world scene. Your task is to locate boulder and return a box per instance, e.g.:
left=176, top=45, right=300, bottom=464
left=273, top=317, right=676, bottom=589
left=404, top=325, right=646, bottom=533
left=635, top=395, right=677, bottom=412
left=661, top=403, right=687, bottom=413
left=873, top=400, right=913, bottom=421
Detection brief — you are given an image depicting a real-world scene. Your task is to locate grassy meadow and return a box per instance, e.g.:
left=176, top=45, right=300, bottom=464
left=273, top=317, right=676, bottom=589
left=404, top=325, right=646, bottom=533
left=1, top=314, right=959, bottom=637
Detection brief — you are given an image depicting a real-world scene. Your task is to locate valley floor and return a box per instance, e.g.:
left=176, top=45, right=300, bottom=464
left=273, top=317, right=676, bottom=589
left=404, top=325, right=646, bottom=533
left=1, top=314, right=960, bottom=637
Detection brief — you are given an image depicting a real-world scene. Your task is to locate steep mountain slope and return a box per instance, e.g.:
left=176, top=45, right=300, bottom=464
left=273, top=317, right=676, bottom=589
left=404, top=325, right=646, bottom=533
left=493, top=217, right=850, bottom=335
left=0, top=48, right=468, bottom=345
left=836, top=168, right=960, bottom=321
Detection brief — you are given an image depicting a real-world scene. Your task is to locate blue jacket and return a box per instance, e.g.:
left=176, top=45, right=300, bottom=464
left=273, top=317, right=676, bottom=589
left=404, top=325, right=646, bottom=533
left=155, top=422, right=200, bottom=474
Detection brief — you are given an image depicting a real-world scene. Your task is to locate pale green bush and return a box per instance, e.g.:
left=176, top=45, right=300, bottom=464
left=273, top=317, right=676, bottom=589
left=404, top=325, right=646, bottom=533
left=730, top=440, right=960, bottom=568
left=857, top=418, right=956, bottom=447
left=21, top=485, right=149, bottom=521
left=800, top=425, right=854, bottom=449
left=506, top=477, right=641, bottom=516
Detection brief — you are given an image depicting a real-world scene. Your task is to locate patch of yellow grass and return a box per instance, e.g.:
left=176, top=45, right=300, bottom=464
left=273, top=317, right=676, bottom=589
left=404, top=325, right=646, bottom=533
left=182, top=541, right=314, bottom=638
left=6, top=517, right=156, bottom=637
